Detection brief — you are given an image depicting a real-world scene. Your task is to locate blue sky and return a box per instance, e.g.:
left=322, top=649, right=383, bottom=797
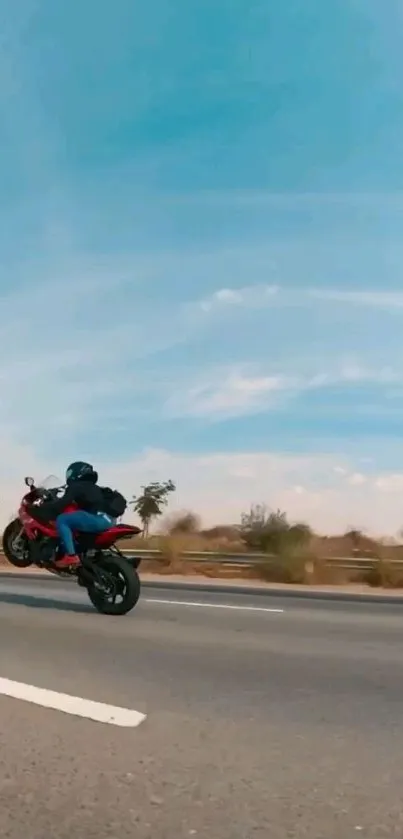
left=1, top=0, right=403, bottom=533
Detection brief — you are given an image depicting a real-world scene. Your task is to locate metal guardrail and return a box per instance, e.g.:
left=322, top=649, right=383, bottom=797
left=0, top=545, right=397, bottom=572
left=117, top=549, right=401, bottom=572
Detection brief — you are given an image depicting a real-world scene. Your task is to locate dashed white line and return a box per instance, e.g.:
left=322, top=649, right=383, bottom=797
left=0, top=677, right=147, bottom=727
left=145, top=598, right=284, bottom=613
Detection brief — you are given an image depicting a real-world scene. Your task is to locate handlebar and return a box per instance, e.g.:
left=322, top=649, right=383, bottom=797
left=25, top=486, right=62, bottom=504
left=39, top=487, right=62, bottom=499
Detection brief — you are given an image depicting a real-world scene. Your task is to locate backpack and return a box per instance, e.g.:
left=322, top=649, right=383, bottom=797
left=101, top=487, right=127, bottom=518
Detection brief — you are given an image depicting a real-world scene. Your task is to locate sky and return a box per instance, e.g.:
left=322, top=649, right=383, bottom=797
left=1, top=0, right=403, bottom=535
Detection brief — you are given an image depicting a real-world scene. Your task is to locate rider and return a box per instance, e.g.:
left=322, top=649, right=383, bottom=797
left=47, top=461, right=114, bottom=569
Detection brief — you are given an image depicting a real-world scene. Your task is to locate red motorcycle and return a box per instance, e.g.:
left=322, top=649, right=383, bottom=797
left=2, top=476, right=143, bottom=615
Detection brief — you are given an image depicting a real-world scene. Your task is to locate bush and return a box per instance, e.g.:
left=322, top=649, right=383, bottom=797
left=200, top=524, right=242, bottom=542
left=256, top=555, right=306, bottom=584
left=240, top=505, right=312, bottom=555
left=363, top=559, right=403, bottom=589
left=156, top=535, right=187, bottom=573
left=166, top=511, right=201, bottom=535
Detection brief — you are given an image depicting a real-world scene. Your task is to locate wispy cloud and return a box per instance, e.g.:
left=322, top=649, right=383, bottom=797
left=164, top=359, right=403, bottom=421
left=198, top=284, right=279, bottom=313
left=165, top=367, right=290, bottom=419
left=197, top=285, right=403, bottom=319
left=310, top=362, right=400, bottom=386
left=308, top=290, right=403, bottom=309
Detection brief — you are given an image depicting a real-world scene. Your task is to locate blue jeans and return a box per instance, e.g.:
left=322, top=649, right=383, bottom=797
left=56, top=511, right=112, bottom=556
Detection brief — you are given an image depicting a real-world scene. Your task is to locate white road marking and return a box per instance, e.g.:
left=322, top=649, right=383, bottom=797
left=0, top=677, right=146, bottom=727
left=145, top=598, right=284, bottom=614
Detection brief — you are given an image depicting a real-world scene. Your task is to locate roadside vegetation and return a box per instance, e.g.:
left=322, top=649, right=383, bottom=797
left=121, top=481, right=403, bottom=588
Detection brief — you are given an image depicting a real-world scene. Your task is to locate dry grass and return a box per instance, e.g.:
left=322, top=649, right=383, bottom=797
left=133, top=531, right=403, bottom=588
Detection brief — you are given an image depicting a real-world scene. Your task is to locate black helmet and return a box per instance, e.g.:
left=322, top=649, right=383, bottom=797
left=66, top=461, right=97, bottom=485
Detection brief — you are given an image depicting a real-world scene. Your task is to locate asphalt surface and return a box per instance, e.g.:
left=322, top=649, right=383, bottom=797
left=0, top=577, right=403, bottom=837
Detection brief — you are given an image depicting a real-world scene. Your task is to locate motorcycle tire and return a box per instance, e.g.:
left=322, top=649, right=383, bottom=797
left=2, top=520, right=33, bottom=568
left=86, top=555, right=141, bottom=616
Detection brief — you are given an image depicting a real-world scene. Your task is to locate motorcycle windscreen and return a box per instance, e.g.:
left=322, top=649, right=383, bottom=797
left=37, top=475, right=64, bottom=490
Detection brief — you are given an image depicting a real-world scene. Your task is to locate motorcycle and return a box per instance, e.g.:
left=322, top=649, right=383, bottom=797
left=2, top=475, right=143, bottom=616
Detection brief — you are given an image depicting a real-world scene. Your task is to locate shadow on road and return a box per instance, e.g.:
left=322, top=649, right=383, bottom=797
left=0, top=592, right=93, bottom=614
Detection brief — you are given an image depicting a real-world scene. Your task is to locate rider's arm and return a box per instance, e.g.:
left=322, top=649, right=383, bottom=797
left=42, top=485, right=78, bottom=518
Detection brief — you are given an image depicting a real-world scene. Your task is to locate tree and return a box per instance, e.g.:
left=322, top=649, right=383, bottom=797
left=240, top=504, right=312, bottom=554
left=131, top=480, right=176, bottom=537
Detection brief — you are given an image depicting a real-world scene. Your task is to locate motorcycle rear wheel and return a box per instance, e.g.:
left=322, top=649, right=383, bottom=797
left=86, top=555, right=140, bottom=616
left=2, top=520, right=33, bottom=567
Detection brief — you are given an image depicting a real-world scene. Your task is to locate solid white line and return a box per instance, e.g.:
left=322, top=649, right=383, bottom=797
left=145, top=598, right=284, bottom=614
left=0, top=677, right=147, bottom=727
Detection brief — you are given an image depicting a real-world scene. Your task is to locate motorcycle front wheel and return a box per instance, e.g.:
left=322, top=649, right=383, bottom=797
left=86, top=555, right=141, bottom=616
left=2, top=520, right=33, bottom=567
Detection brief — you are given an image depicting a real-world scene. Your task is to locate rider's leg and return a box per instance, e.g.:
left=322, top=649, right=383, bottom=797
left=55, top=511, right=111, bottom=567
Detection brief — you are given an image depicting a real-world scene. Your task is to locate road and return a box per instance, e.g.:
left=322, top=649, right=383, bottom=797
left=0, top=577, right=403, bottom=838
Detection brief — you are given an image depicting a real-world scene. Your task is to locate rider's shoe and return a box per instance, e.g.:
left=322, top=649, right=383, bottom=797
left=54, top=554, right=80, bottom=569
